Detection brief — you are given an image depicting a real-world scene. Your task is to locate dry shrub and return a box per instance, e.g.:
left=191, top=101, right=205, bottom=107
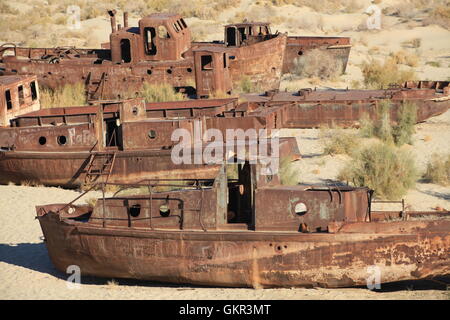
left=238, top=76, right=255, bottom=94
left=402, top=38, right=422, bottom=49
left=392, top=101, right=417, bottom=146
left=279, top=157, right=299, bottom=185
left=138, top=82, right=186, bottom=103
left=339, top=143, right=418, bottom=200
left=423, top=154, right=450, bottom=186
left=292, top=49, right=343, bottom=80
left=359, top=100, right=417, bottom=146
left=40, top=83, right=87, bottom=108
left=423, top=4, right=450, bottom=30
left=321, top=129, right=359, bottom=156
left=361, top=58, right=416, bottom=89
left=389, top=50, right=420, bottom=67
left=426, top=61, right=441, bottom=68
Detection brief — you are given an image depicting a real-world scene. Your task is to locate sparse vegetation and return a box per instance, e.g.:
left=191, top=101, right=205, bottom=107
left=321, top=129, right=359, bottom=156
left=423, top=154, right=450, bottom=186
left=238, top=76, right=256, bottom=94
left=40, top=83, right=87, bottom=108
left=339, top=143, right=418, bottom=200
left=358, top=100, right=417, bottom=146
left=279, top=157, right=299, bottom=185
left=138, top=82, right=186, bottom=103
left=361, top=58, right=416, bottom=89
left=389, top=50, right=420, bottom=67
left=426, top=61, right=442, bottom=68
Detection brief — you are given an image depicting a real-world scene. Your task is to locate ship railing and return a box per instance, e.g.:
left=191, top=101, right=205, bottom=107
left=56, top=178, right=223, bottom=229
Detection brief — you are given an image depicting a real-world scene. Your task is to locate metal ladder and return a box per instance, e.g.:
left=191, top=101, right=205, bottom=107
left=86, top=72, right=107, bottom=101
left=83, top=151, right=117, bottom=184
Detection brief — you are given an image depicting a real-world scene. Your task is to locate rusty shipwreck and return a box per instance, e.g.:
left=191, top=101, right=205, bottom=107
left=1, top=77, right=449, bottom=187
left=36, top=162, right=450, bottom=288
left=0, top=10, right=351, bottom=99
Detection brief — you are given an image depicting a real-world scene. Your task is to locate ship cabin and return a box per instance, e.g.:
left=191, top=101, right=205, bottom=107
left=40, top=161, right=371, bottom=234
left=109, top=11, right=192, bottom=64
left=0, top=75, right=40, bottom=127
left=224, top=22, right=276, bottom=47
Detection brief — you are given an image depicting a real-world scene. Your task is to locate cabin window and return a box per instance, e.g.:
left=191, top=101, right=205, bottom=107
left=30, top=81, right=38, bottom=100
left=177, top=20, right=183, bottom=31
left=223, top=53, right=227, bottom=68
left=120, top=39, right=132, bottom=63
left=158, top=25, right=170, bottom=39
left=129, top=204, right=141, bottom=217
left=159, top=204, right=170, bottom=217
left=238, top=27, right=247, bottom=44
left=295, top=202, right=308, bottom=215
left=173, top=23, right=179, bottom=32
left=144, top=27, right=157, bottom=56
left=180, top=18, right=187, bottom=28
left=148, top=130, right=156, bottom=139
left=5, top=89, right=13, bottom=110
left=57, top=135, right=67, bottom=146
left=201, top=55, right=213, bottom=70
left=18, top=85, right=24, bottom=106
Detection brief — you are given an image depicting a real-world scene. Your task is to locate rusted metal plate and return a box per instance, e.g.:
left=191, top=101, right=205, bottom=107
left=0, top=75, right=40, bottom=126
left=35, top=163, right=450, bottom=288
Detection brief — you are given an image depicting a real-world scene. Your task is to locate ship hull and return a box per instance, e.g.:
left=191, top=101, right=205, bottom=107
left=38, top=213, right=450, bottom=288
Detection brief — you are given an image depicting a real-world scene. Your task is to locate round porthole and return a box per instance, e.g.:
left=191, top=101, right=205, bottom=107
left=129, top=204, right=141, bottom=217
left=166, top=69, right=172, bottom=74
left=298, top=50, right=303, bottom=55
left=38, top=136, right=47, bottom=145
left=132, top=107, right=139, bottom=116
left=147, top=69, right=152, bottom=75
left=294, top=202, right=308, bottom=215
left=187, top=67, right=192, bottom=73
left=159, top=204, right=170, bottom=217
left=57, top=135, right=67, bottom=145
left=148, top=130, right=156, bottom=139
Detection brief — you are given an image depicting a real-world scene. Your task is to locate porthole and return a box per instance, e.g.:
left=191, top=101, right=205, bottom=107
left=147, top=69, right=152, bottom=75
left=129, top=204, right=141, bottom=217
left=159, top=204, right=170, bottom=217
left=132, top=107, right=139, bottom=115
left=38, top=136, right=47, bottom=145
left=148, top=130, right=156, bottom=139
left=298, top=50, right=303, bottom=55
left=166, top=69, right=172, bottom=74
left=187, top=67, right=192, bottom=73
left=294, top=202, right=308, bottom=215
left=57, top=135, right=67, bottom=146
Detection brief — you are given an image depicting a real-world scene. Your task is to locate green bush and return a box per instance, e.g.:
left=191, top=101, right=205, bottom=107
left=361, top=58, right=416, bottom=89
left=393, top=101, right=417, bottom=146
left=423, top=154, right=450, bottom=186
left=338, top=143, right=418, bottom=200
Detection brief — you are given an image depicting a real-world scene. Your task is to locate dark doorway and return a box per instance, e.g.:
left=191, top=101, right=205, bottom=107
left=120, top=39, right=131, bottom=63
left=226, top=27, right=236, bottom=47
left=105, top=119, right=120, bottom=148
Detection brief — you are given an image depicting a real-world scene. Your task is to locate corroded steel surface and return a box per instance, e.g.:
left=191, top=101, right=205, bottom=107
left=0, top=11, right=350, bottom=98
left=243, top=83, right=450, bottom=128
left=0, top=75, right=40, bottom=126
left=35, top=165, right=450, bottom=288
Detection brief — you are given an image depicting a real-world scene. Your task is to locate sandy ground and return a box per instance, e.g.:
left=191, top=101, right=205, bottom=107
left=0, top=183, right=448, bottom=300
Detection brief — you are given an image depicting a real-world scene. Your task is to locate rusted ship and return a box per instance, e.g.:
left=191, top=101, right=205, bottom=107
left=1, top=78, right=449, bottom=187
left=36, top=163, right=450, bottom=288
left=0, top=94, right=300, bottom=187
left=0, top=10, right=351, bottom=99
